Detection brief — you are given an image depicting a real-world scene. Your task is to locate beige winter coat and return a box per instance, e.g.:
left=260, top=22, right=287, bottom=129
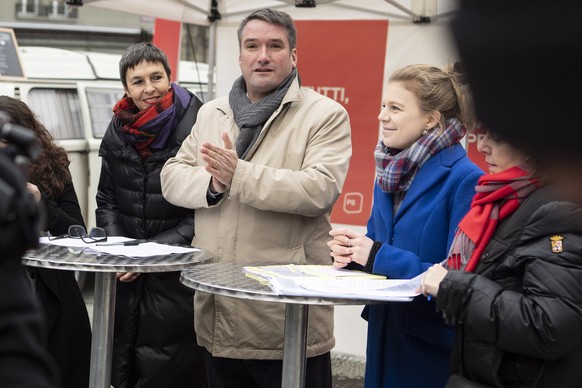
left=161, top=76, right=352, bottom=359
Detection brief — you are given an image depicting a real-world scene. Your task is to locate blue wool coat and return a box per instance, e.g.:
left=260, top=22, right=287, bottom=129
left=363, top=143, right=483, bottom=388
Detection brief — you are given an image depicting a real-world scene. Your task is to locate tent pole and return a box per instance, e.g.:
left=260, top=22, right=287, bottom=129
left=207, top=20, right=216, bottom=101
left=383, top=0, right=420, bottom=19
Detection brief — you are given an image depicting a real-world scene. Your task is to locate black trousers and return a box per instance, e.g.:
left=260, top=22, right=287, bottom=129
left=204, top=348, right=332, bottom=388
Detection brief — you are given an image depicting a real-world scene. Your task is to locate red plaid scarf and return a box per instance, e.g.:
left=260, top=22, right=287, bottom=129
left=446, top=166, right=540, bottom=272
left=113, top=88, right=175, bottom=159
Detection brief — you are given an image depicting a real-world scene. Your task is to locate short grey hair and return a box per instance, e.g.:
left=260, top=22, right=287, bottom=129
left=237, top=8, right=297, bottom=49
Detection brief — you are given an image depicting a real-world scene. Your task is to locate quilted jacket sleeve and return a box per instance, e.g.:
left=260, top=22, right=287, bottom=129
left=437, top=200, right=582, bottom=361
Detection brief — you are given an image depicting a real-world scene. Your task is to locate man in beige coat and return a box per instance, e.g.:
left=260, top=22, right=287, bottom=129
left=161, top=8, right=351, bottom=388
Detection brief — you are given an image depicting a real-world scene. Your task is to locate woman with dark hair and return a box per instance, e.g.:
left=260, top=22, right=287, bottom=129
left=96, top=42, right=206, bottom=388
left=421, top=129, right=582, bottom=387
left=0, top=95, right=92, bottom=388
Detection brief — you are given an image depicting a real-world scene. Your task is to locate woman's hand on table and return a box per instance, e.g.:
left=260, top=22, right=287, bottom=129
left=327, top=228, right=373, bottom=268
left=419, top=264, right=448, bottom=297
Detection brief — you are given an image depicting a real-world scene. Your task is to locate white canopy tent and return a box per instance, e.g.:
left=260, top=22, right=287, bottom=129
left=84, top=0, right=458, bottom=24
left=84, top=0, right=460, bottom=99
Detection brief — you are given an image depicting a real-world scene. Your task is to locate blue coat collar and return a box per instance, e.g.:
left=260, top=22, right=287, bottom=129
left=394, top=143, right=467, bottom=224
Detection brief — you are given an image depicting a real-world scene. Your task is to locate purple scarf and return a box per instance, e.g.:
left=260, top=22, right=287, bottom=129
left=114, top=82, right=192, bottom=158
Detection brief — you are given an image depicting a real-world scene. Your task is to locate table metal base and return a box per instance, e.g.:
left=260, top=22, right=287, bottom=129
left=282, top=304, right=309, bottom=388
left=89, top=272, right=117, bottom=388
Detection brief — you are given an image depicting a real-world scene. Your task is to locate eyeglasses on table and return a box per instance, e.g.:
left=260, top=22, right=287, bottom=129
left=47, top=225, right=107, bottom=244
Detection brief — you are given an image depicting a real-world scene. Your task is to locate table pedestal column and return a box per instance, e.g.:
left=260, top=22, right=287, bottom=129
left=89, top=272, right=117, bottom=388
left=282, top=303, right=309, bottom=388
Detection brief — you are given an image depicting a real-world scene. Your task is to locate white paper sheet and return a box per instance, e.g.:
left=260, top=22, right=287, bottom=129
left=244, top=264, right=423, bottom=301
left=39, top=236, right=200, bottom=257
left=268, top=277, right=417, bottom=302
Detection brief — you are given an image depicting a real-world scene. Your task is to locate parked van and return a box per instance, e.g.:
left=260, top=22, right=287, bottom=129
left=0, top=46, right=209, bottom=230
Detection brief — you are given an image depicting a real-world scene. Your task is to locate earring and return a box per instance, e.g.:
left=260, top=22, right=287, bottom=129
left=422, top=129, right=429, bottom=136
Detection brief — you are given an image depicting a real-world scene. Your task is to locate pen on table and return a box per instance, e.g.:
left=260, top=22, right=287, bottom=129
left=288, top=264, right=303, bottom=275
left=420, top=274, right=433, bottom=302
left=96, top=239, right=142, bottom=246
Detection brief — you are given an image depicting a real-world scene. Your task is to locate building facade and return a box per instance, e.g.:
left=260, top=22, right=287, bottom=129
left=0, top=0, right=208, bottom=61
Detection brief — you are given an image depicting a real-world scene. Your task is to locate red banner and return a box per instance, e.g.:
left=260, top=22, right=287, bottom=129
left=466, top=127, right=488, bottom=172
left=153, top=18, right=182, bottom=82
left=295, top=20, right=388, bottom=226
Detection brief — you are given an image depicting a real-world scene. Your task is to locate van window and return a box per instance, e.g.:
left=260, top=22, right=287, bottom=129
left=184, top=86, right=207, bottom=102
left=27, top=88, right=83, bottom=139
left=86, top=88, right=124, bottom=138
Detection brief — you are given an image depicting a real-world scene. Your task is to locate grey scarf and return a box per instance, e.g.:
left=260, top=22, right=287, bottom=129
left=229, top=68, right=297, bottom=158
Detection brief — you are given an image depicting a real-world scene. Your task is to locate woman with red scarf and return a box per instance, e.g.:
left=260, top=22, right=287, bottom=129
left=422, top=130, right=582, bottom=387
left=96, top=42, right=206, bottom=388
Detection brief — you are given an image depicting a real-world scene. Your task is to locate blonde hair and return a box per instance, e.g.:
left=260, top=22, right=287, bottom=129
left=389, top=63, right=475, bottom=132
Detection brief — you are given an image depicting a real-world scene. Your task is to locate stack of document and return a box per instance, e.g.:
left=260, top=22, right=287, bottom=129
left=243, top=265, right=421, bottom=301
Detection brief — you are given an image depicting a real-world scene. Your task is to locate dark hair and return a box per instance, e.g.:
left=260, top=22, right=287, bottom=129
left=451, top=0, right=582, bottom=161
left=453, top=61, right=469, bottom=86
left=119, top=42, right=171, bottom=89
left=0, top=96, right=72, bottom=198
left=237, top=8, right=297, bottom=49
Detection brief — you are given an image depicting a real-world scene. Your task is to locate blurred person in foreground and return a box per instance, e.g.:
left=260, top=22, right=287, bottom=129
left=327, top=64, right=482, bottom=387
left=421, top=128, right=582, bottom=387
left=95, top=42, right=206, bottom=388
left=161, top=8, right=351, bottom=388
left=1, top=95, right=91, bottom=388
left=451, top=0, right=582, bottom=205
left=0, top=150, right=57, bottom=388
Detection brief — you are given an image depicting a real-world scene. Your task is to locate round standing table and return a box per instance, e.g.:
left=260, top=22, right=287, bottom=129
left=23, top=243, right=212, bottom=388
left=180, top=262, right=410, bottom=388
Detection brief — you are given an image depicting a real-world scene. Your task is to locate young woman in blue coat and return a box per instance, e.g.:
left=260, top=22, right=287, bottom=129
left=329, top=64, right=483, bottom=387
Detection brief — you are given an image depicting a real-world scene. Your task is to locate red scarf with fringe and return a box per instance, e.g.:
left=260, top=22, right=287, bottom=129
left=447, top=166, right=540, bottom=272
left=113, top=89, right=174, bottom=158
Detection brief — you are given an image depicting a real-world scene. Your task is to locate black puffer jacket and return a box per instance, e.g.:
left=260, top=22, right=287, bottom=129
left=96, top=89, right=207, bottom=388
left=96, top=94, right=202, bottom=244
left=438, top=187, right=582, bottom=388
